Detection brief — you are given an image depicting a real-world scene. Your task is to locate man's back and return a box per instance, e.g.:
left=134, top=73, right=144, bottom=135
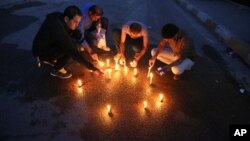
left=32, top=12, right=64, bottom=56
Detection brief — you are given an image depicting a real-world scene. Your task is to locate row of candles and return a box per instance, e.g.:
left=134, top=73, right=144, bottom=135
left=77, top=78, right=165, bottom=116
left=106, top=93, right=164, bottom=116
left=98, top=59, right=154, bottom=84
left=76, top=58, right=160, bottom=117
left=77, top=58, right=154, bottom=87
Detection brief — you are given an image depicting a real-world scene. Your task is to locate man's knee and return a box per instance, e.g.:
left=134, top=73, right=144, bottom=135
left=171, top=66, right=184, bottom=75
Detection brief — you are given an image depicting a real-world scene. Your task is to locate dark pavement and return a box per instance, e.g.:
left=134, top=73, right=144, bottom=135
left=0, top=0, right=250, bottom=141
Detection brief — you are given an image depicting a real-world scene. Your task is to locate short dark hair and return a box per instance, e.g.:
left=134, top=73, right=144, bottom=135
left=129, top=23, right=142, bottom=34
left=161, top=24, right=179, bottom=39
left=89, top=5, right=103, bottom=16
left=63, top=5, right=82, bottom=20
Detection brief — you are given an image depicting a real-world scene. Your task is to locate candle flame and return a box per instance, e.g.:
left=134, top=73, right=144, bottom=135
left=144, top=101, right=147, bottom=109
left=124, top=65, right=128, bottom=73
left=77, top=79, right=82, bottom=87
left=149, top=73, right=153, bottom=85
left=159, top=94, right=164, bottom=102
left=106, top=59, right=110, bottom=67
left=98, top=61, right=105, bottom=67
left=134, top=68, right=137, bottom=76
left=107, top=69, right=112, bottom=79
left=147, top=66, right=152, bottom=78
left=107, top=104, right=111, bottom=113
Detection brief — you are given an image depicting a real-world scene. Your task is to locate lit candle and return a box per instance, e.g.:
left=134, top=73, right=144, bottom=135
left=133, top=68, right=137, bottom=76
left=124, top=65, right=128, bottom=73
left=98, top=60, right=104, bottom=67
left=144, top=101, right=147, bottom=109
left=107, top=104, right=112, bottom=114
left=115, top=59, right=119, bottom=71
left=147, top=66, right=152, bottom=78
left=149, top=73, right=153, bottom=85
left=159, top=94, right=164, bottom=102
left=106, top=59, right=110, bottom=67
left=77, top=79, right=82, bottom=87
left=108, top=69, right=112, bottom=79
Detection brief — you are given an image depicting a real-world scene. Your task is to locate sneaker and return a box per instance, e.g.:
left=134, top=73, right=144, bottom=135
left=173, top=74, right=181, bottom=80
left=42, top=60, right=56, bottom=67
left=50, top=68, right=72, bottom=79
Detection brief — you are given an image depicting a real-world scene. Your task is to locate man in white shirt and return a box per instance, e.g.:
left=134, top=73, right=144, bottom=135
left=112, top=21, right=149, bottom=67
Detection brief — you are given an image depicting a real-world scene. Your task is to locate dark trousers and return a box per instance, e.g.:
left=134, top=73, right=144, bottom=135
left=38, top=47, right=70, bottom=70
left=37, top=30, right=82, bottom=70
left=112, top=28, right=143, bottom=55
left=84, top=17, right=109, bottom=50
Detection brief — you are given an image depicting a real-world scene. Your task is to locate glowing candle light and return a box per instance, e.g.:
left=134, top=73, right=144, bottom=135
left=124, top=65, right=128, bottom=73
left=107, top=69, right=112, bottom=79
left=115, top=59, right=119, bottom=71
left=149, top=73, right=153, bottom=85
left=77, top=79, right=82, bottom=87
left=107, top=104, right=112, bottom=114
left=98, top=60, right=105, bottom=67
left=133, top=68, right=138, bottom=76
left=106, top=59, right=110, bottom=67
left=147, top=66, right=152, bottom=78
left=144, top=101, right=148, bottom=109
left=159, top=94, right=164, bottom=102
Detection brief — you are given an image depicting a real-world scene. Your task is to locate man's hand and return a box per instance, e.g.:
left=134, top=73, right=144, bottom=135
left=130, top=60, right=138, bottom=68
left=90, top=53, right=99, bottom=61
left=149, top=58, right=156, bottom=67
left=119, top=56, right=126, bottom=65
left=93, top=69, right=104, bottom=76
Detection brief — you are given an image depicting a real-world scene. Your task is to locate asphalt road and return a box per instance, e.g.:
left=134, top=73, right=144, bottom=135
left=0, top=0, right=250, bottom=141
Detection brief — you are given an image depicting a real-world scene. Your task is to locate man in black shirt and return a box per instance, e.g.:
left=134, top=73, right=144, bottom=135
left=32, top=5, right=101, bottom=79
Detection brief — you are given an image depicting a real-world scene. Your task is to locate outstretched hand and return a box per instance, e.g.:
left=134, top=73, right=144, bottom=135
left=91, top=53, right=99, bottom=61
left=119, top=57, right=126, bottom=66
left=130, top=60, right=138, bottom=68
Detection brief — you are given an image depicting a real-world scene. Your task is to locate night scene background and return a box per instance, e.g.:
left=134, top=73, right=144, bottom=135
left=0, top=0, right=250, bottom=141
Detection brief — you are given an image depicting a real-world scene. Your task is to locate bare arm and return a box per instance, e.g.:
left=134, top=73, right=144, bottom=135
left=149, top=39, right=167, bottom=67
left=120, top=25, right=127, bottom=58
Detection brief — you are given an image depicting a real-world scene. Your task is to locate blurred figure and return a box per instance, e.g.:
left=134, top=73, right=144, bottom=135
left=79, top=2, right=110, bottom=55
left=149, top=24, right=195, bottom=80
left=112, top=21, right=149, bottom=67
left=32, top=5, right=102, bottom=79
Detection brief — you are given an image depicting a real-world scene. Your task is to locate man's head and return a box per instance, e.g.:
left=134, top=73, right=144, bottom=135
left=129, top=23, right=142, bottom=38
left=63, top=5, right=82, bottom=30
left=161, top=24, right=179, bottom=40
left=88, top=5, right=103, bottom=22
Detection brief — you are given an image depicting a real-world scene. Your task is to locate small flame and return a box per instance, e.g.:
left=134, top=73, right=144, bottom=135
left=124, top=65, right=128, bottom=73
left=159, top=94, right=163, bottom=102
left=77, top=79, right=82, bottom=87
left=133, top=68, right=137, bottom=76
left=147, top=66, right=152, bottom=78
left=144, top=101, right=147, bottom=109
left=107, top=104, right=111, bottom=114
left=98, top=61, right=105, bottom=67
left=149, top=73, right=153, bottom=85
left=106, top=59, right=110, bottom=67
